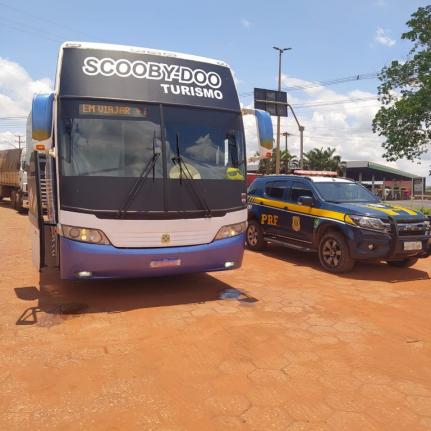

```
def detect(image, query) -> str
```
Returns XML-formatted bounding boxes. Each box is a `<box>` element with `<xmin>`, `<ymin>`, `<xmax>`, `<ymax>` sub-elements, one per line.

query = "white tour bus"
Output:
<box><xmin>28</xmin><ymin>42</ymin><xmax>273</xmax><ymax>279</ymax></box>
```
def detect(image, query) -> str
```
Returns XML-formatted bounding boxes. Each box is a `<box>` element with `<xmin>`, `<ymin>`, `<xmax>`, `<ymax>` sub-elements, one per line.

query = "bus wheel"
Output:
<box><xmin>318</xmin><ymin>231</ymin><xmax>354</xmax><ymax>273</ymax></box>
<box><xmin>246</xmin><ymin>220</ymin><xmax>265</xmax><ymax>251</ymax></box>
<box><xmin>387</xmin><ymin>257</ymin><xmax>418</xmax><ymax>268</ymax></box>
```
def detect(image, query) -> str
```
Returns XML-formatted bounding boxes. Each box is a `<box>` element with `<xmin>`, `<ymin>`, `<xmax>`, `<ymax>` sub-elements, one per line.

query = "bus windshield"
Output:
<box><xmin>314</xmin><ymin>182</ymin><xmax>380</xmax><ymax>203</ymax></box>
<box><xmin>59</xmin><ymin>100</ymin><xmax>245</xmax><ymax>180</ymax></box>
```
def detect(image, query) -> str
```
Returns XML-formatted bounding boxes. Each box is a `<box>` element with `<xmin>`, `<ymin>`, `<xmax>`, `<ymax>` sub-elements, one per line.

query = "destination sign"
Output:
<box><xmin>79</xmin><ymin>103</ymin><xmax>148</xmax><ymax>117</ymax></box>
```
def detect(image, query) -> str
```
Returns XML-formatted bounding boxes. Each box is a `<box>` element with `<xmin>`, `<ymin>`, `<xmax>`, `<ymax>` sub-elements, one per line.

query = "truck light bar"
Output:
<box><xmin>293</xmin><ymin>170</ymin><xmax>338</xmax><ymax>177</ymax></box>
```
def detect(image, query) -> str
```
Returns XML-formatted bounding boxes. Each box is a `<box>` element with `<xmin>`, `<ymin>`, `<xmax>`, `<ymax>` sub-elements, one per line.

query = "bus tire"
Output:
<box><xmin>246</xmin><ymin>220</ymin><xmax>265</xmax><ymax>251</ymax></box>
<box><xmin>318</xmin><ymin>231</ymin><xmax>355</xmax><ymax>273</ymax></box>
<box><xmin>387</xmin><ymin>257</ymin><xmax>418</xmax><ymax>268</ymax></box>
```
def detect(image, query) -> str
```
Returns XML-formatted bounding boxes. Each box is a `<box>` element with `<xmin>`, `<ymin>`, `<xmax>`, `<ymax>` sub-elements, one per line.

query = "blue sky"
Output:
<box><xmin>0</xmin><ymin>0</ymin><xmax>429</xmax><ymax>180</ymax></box>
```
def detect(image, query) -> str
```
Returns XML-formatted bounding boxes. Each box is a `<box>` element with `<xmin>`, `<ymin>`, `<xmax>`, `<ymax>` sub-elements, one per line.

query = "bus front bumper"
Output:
<box><xmin>59</xmin><ymin>234</ymin><xmax>245</xmax><ymax>280</ymax></box>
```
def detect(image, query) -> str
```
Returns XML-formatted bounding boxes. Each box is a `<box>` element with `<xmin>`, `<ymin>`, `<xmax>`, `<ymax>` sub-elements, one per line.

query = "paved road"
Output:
<box><xmin>1</xmin><ymin>202</ymin><xmax>431</xmax><ymax>430</ymax></box>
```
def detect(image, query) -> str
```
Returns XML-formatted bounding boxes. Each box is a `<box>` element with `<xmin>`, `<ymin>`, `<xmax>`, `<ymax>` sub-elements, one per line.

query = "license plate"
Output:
<box><xmin>403</xmin><ymin>241</ymin><xmax>422</xmax><ymax>251</ymax></box>
<box><xmin>150</xmin><ymin>258</ymin><xmax>181</xmax><ymax>268</ymax></box>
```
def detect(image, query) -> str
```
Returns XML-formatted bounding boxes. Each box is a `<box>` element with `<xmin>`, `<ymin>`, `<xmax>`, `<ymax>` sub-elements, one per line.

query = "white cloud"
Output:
<box><xmin>375</xmin><ymin>27</ymin><xmax>396</xmax><ymax>47</ymax></box>
<box><xmin>240</xmin><ymin>18</ymin><xmax>251</xmax><ymax>29</ymax></box>
<box><xmin>0</xmin><ymin>57</ymin><xmax>52</xmax><ymax>150</ymax></box>
<box><xmin>242</xmin><ymin>73</ymin><xmax>430</xmax><ymax>182</ymax></box>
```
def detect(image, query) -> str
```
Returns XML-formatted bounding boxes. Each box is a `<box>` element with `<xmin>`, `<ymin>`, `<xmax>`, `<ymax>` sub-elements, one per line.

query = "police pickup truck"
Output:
<box><xmin>246</xmin><ymin>174</ymin><xmax>431</xmax><ymax>273</ymax></box>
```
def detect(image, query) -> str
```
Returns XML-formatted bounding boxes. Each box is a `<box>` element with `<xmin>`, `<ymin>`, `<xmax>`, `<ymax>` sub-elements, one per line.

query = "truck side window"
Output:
<box><xmin>265</xmin><ymin>181</ymin><xmax>290</xmax><ymax>200</ymax></box>
<box><xmin>248</xmin><ymin>182</ymin><xmax>258</xmax><ymax>195</ymax></box>
<box><xmin>290</xmin><ymin>181</ymin><xmax>314</xmax><ymax>203</ymax></box>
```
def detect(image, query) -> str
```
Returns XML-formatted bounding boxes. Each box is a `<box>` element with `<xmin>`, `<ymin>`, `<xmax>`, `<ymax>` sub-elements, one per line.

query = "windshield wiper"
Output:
<box><xmin>118</xmin><ymin>133</ymin><xmax>160</xmax><ymax>218</ymax></box>
<box><xmin>172</xmin><ymin>133</ymin><xmax>212</xmax><ymax>217</ymax></box>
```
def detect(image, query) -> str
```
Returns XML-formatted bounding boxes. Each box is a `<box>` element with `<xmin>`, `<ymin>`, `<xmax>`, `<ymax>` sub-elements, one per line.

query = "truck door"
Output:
<box><xmin>260</xmin><ymin>180</ymin><xmax>291</xmax><ymax>238</ymax></box>
<box><xmin>283</xmin><ymin>181</ymin><xmax>316</xmax><ymax>244</ymax></box>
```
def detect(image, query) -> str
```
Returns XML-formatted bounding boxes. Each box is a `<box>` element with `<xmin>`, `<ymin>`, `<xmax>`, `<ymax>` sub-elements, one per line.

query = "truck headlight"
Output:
<box><xmin>61</xmin><ymin>225</ymin><xmax>110</xmax><ymax>245</ymax></box>
<box><xmin>349</xmin><ymin>215</ymin><xmax>390</xmax><ymax>233</ymax></box>
<box><xmin>214</xmin><ymin>221</ymin><xmax>246</xmax><ymax>240</ymax></box>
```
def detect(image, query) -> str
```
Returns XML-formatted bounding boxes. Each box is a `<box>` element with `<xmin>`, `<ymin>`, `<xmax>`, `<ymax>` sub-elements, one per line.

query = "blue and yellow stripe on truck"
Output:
<box><xmin>359</xmin><ymin>203</ymin><xmax>418</xmax><ymax>216</ymax></box>
<box><xmin>248</xmin><ymin>196</ymin><xmax>353</xmax><ymax>224</ymax></box>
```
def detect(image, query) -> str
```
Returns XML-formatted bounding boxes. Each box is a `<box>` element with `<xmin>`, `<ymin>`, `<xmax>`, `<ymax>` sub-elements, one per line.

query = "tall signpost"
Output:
<box><xmin>254</xmin><ymin>88</ymin><xmax>288</xmax><ymax>173</ymax></box>
<box><xmin>254</xmin><ymin>90</ymin><xmax>305</xmax><ymax>172</ymax></box>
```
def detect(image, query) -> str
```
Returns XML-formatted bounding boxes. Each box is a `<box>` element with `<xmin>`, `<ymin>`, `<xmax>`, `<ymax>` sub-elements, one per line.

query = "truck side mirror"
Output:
<box><xmin>31</xmin><ymin>93</ymin><xmax>54</xmax><ymax>152</ymax></box>
<box><xmin>298</xmin><ymin>195</ymin><xmax>314</xmax><ymax>207</ymax></box>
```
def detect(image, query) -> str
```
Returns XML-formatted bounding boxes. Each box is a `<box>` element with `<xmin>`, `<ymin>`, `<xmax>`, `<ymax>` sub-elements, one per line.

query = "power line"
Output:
<box><xmin>0</xmin><ymin>1</ymin><xmax>97</xmax><ymax>40</ymax></box>
<box><xmin>283</xmin><ymin>73</ymin><xmax>378</xmax><ymax>92</ymax></box>
<box><xmin>291</xmin><ymin>96</ymin><xmax>377</xmax><ymax>109</ymax></box>
<box><xmin>0</xmin><ymin>116</ymin><xmax>27</xmax><ymax>120</ymax></box>
<box><xmin>238</xmin><ymin>72</ymin><xmax>379</xmax><ymax>97</ymax></box>
<box><xmin>0</xmin><ymin>18</ymin><xmax>63</xmax><ymax>43</ymax></box>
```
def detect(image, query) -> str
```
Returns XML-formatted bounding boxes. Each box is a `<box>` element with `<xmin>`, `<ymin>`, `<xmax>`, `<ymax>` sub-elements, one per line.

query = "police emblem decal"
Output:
<box><xmin>161</xmin><ymin>233</ymin><xmax>170</xmax><ymax>244</ymax></box>
<box><xmin>292</xmin><ymin>216</ymin><xmax>301</xmax><ymax>232</ymax></box>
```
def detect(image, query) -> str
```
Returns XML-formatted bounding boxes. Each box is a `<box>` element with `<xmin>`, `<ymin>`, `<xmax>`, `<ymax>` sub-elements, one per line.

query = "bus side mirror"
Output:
<box><xmin>31</xmin><ymin>93</ymin><xmax>54</xmax><ymax>152</ymax></box>
<box><xmin>254</xmin><ymin>109</ymin><xmax>273</xmax><ymax>158</ymax></box>
<box><xmin>298</xmin><ymin>195</ymin><xmax>314</xmax><ymax>207</ymax></box>
<box><xmin>241</xmin><ymin>108</ymin><xmax>273</xmax><ymax>159</ymax></box>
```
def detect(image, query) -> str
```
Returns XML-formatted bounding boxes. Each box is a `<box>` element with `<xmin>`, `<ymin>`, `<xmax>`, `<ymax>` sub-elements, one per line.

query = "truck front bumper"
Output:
<box><xmin>59</xmin><ymin>234</ymin><xmax>245</xmax><ymax>280</ymax></box>
<box><xmin>349</xmin><ymin>228</ymin><xmax>431</xmax><ymax>261</ymax></box>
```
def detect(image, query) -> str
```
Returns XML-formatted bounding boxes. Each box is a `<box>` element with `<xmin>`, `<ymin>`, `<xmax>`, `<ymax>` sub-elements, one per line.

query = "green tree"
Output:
<box><xmin>372</xmin><ymin>6</ymin><xmax>431</xmax><ymax>161</ymax></box>
<box><xmin>258</xmin><ymin>150</ymin><xmax>299</xmax><ymax>174</ymax></box>
<box><xmin>303</xmin><ymin>147</ymin><xmax>343</xmax><ymax>173</ymax></box>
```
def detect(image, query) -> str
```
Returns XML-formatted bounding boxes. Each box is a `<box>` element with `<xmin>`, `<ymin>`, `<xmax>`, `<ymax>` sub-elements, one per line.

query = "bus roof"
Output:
<box><xmin>60</xmin><ymin>41</ymin><xmax>231</xmax><ymax>68</ymax></box>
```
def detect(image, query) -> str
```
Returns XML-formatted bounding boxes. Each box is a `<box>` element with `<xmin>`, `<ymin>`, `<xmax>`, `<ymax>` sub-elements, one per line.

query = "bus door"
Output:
<box><xmin>284</xmin><ymin>181</ymin><xmax>316</xmax><ymax>244</ymax></box>
<box><xmin>28</xmin><ymin>151</ymin><xmax>58</xmax><ymax>270</ymax></box>
<box><xmin>261</xmin><ymin>180</ymin><xmax>291</xmax><ymax>238</ymax></box>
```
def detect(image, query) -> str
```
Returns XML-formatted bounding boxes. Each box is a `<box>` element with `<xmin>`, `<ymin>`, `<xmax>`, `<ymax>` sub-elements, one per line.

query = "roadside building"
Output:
<box><xmin>344</xmin><ymin>161</ymin><xmax>425</xmax><ymax>200</ymax></box>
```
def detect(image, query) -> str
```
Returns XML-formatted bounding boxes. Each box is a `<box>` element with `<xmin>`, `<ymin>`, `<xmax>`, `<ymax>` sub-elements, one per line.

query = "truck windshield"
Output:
<box><xmin>314</xmin><ymin>182</ymin><xmax>379</xmax><ymax>203</ymax></box>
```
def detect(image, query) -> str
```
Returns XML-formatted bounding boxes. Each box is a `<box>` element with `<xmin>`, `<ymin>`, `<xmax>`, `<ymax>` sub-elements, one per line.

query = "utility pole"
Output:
<box><xmin>273</xmin><ymin>46</ymin><xmax>291</xmax><ymax>174</ymax></box>
<box><xmin>299</xmin><ymin>126</ymin><xmax>305</xmax><ymax>169</ymax></box>
<box><xmin>15</xmin><ymin>134</ymin><xmax>24</xmax><ymax>149</ymax></box>
<box><xmin>282</xmin><ymin>131</ymin><xmax>292</xmax><ymax>172</ymax></box>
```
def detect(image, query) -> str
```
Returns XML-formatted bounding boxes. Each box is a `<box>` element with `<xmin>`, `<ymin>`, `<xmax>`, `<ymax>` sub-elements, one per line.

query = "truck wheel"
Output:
<box><xmin>10</xmin><ymin>190</ymin><xmax>17</xmax><ymax>209</ymax></box>
<box><xmin>318</xmin><ymin>231</ymin><xmax>355</xmax><ymax>273</ymax></box>
<box><xmin>387</xmin><ymin>257</ymin><xmax>418</xmax><ymax>268</ymax></box>
<box><xmin>16</xmin><ymin>192</ymin><xmax>23</xmax><ymax>212</ymax></box>
<box><xmin>246</xmin><ymin>220</ymin><xmax>265</xmax><ymax>251</ymax></box>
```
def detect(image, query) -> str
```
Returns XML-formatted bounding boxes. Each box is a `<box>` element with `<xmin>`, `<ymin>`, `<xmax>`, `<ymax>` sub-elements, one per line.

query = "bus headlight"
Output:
<box><xmin>61</xmin><ymin>225</ymin><xmax>110</xmax><ymax>245</ymax></box>
<box><xmin>214</xmin><ymin>221</ymin><xmax>246</xmax><ymax>240</ymax></box>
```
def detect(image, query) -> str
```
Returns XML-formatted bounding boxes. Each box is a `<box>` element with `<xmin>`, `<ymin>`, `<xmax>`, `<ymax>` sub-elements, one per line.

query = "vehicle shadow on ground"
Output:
<box><xmin>261</xmin><ymin>245</ymin><xmax>430</xmax><ymax>283</ymax></box>
<box><xmin>15</xmin><ymin>269</ymin><xmax>250</xmax><ymax>325</ymax></box>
